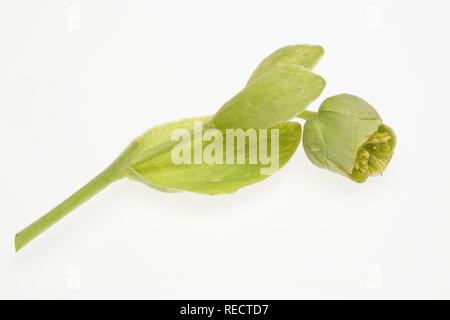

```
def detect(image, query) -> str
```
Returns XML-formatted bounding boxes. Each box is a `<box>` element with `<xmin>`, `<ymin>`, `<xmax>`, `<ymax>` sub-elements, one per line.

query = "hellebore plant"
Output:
<box><xmin>15</xmin><ymin>44</ymin><xmax>396</xmax><ymax>252</ymax></box>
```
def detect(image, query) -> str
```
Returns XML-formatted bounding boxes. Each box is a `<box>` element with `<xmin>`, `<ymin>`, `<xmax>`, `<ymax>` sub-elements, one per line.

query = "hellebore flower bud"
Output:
<box><xmin>302</xmin><ymin>94</ymin><xmax>396</xmax><ymax>182</ymax></box>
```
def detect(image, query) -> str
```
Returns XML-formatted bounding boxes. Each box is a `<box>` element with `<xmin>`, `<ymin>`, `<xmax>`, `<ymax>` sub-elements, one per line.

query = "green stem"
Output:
<box><xmin>130</xmin><ymin>128</ymin><xmax>196</xmax><ymax>167</ymax></box>
<box><xmin>15</xmin><ymin>141</ymin><xmax>139</xmax><ymax>252</ymax></box>
<box><xmin>130</xmin><ymin>139</ymin><xmax>179</xmax><ymax>167</ymax></box>
<box><xmin>297</xmin><ymin>110</ymin><xmax>318</xmax><ymax>121</ymax></box>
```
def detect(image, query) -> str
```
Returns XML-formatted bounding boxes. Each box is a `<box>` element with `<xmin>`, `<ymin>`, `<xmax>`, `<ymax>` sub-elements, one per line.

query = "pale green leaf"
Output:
<box><xmin>127</xmin><ymin>117</ymin><xmax>302</xmax><ymax>195</ymax></box>
<box><xmin>247</xmin><ymin>44</ymin><xmax>324</xmax><ymax>85</ymax></box>
<box><xmin>209</xmin><ymin>65</ymin><xmax>326</xmax><ymax>129</ymax></box>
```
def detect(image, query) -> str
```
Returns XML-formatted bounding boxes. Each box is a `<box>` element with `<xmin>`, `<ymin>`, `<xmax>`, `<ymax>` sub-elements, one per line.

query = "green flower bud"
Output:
<box><xmin>302</xmin><ymin>94</ymin><xmax>396</xmax><ymax>182</ymax></box>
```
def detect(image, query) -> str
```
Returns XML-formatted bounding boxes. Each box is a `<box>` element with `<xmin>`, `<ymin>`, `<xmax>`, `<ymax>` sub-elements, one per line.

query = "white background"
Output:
<box><xmin>1</xmin><ymin>0</ymin><xmax>449</xmax><ymax>299</ymax></box>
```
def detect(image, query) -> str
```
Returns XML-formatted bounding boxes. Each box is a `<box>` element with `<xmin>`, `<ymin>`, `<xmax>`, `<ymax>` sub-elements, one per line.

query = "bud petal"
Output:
<box><xmin>303</xmin><ymin>94</ymin><xmax>396</xmax><ymax>182</ymax></box>
<box><xmin>302</xmin><ymin>117</ymin><xmax>327</xmax><ymax>168</ymax></box>
<box><xmin>319</xmin><ymin>93</ymin><xmax>381</xmax><ymax>120</ymax></box>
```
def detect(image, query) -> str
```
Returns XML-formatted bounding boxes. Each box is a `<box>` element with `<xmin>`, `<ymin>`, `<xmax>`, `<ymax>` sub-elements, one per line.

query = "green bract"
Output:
<box><xmin>210</xmin><ymin>65</ymin><xmax>326</xmax><ymax>129</ymax></box>
<box><xmin>128</xmin><ymin>117</ymin><xmax>301</xmax><ymax>195</ymax></box>
<box><xmin>247</xmin><ymin>44</ymin><xmax>324</xmax><ymax>85</ymax></box>
<box><xmin>302</xmin><ymin>94</ymin><xmax>396</xmax><ymax>182</ymax></box>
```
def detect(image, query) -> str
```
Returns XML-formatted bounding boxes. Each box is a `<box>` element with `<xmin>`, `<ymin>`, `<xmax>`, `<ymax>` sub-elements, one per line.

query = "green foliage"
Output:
<box><xmin>210</xmin><ymin>65</ymin><xmax>325</xmax><ymax>129</ymax></box>
<box><xmin>128</xmin><ymin>117</ymin><xmax>302</xmax><ymax>194</ymax></box>
<box><xmin>247</xmin><ymin>44</ymin><xmax>324</xmax><ymax>85</ymax></box>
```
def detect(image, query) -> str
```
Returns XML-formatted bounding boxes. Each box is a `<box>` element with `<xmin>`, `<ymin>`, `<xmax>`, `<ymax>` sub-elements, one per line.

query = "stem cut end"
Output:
<box><xmin>15</xmin><ymin>232</ymin><xmax>24</xmax><ymax>252</ymax></box>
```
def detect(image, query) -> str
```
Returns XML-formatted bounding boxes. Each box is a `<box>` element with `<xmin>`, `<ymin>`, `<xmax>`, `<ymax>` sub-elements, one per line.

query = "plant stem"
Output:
<box><xmin>129</xmin><ymin>128</ymin><xmax>196</xmax><ymax>167</ymax></box>
<box><xmin>15</xmin><ymin>141</ymin><xmax>139</xmax><ymax>252</ymax></box>
<box><xmin>297</xmin><ymin>110</ymin><xmax>318</xmax><ymax>120</ymax></box>
<box><xmin>130</xmin><ymin>139</ymin><xmax>179</xmax><ymax>167</ymax></box>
